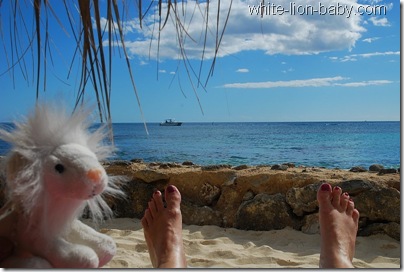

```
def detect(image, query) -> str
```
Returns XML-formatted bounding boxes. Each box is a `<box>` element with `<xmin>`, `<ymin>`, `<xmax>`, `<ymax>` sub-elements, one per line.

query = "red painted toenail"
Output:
<box><xmin>167</xmin><ymin>185</ymin><xmax>175</xmax><ymax>193</ymax></box>
<box><xmin>320</xmin><ymin>184</ymin><xmax>331</xmax><ymax>191</ymax></box>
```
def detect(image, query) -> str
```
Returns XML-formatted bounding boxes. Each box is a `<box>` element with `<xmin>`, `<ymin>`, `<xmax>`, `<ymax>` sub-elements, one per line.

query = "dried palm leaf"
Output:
<box><xmin>1</xmin><ymin>0</ymin><xmax>231</xmax><ymax>135</ymax></box>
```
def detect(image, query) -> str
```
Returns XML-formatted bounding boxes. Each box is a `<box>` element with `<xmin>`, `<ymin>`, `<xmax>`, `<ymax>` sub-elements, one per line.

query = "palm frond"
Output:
<box><xmin>1</xmin><ymin>0</ymin><xmax>231</xmax><ymax>134</ymax></box>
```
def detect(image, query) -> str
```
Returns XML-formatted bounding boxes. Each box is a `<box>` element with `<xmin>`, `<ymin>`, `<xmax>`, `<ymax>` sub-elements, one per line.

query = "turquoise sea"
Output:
<box><xmin>0</xmin><ymin>121</ymin><xmax>400</xmax><ymax>170</ymax></box>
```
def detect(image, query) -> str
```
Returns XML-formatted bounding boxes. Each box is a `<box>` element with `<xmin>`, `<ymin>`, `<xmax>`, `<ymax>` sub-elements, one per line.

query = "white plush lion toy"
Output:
<box><xmin>0</xmin><ymin>102</ymin><xmax>124</xmax><ymax>268</ymax></box>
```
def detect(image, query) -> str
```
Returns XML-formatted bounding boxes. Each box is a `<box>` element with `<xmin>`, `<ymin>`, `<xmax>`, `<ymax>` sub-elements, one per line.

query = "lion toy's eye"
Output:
<box><xmin>55</xmin><ymin>164</ymin><xmax>65</xmax><ymax>174</ymax></box>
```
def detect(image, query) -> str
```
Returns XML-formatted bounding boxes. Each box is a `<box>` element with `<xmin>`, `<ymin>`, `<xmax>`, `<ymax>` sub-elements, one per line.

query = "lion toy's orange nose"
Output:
<box><xmin>86</xmin><ymin>169</ymin><xmax>103</xmax><ymax>183</ymax></box>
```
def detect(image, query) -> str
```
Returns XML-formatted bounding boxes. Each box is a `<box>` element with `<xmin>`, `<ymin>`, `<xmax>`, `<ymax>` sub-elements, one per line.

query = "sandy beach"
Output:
<box><xmin>84</xmin><ymin>218</ymin><xmax>400</xmax><ymax>269</ymax></box>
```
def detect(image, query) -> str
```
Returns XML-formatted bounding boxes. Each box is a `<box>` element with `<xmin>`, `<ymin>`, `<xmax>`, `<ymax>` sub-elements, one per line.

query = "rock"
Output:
<box><xmin>256</xmin><ymin>164</ymin><xmax>271</xmax><ymax>168</ymax></box>
<box><xmin>181</xmin><ymin>201</ymin><xmax>223</xmax><ymax>226</ymax></box>
<box><xmin>242</xmin><ymin>191</ymin><xmax>255</xmax><ymax>202</ymax></box>
<box><xmin>233</xmin><ymin>164</ymin><xmax>249</xmax><ymax>170</ymax></box>
<box><xmin>286</xmin><ymin>183</ymin><xmax>320</xmax><ymax>216</ymax></box>
<box><xmin>235</xmin><ymin>193</ymin><xmax>301</xmax><ymax>231</ymax></box>
<box><xmin>349</xmin><ymin>166</ymin><xmax>367</xmax><ymax>172</ymax></box>
<box><xmin>168</xmin><ymin>162</ymin><xmax>182</xmax><ymax>168</ymax></box>
<box><xmin>271</xmin><ymin>164</ymin><xmax>288</xmax><ymax>171</ymax></box>
<box><xmin>301</xmin><ymin>213</ymin><xmax>319</xmax><ymax>234</ymax></box>
<box><xmin>284</xmin><ymin>162</ymin><xmax>296</xmax><ymax>168</ymax></box>
<box><xmin>104</xmin><ymin>178</ymin><xmax>167</xmax><ymax>218</ymax></box>
<box><xmin>369</xmin><ymin>164</ymin><xmax>384</xmax><ymax>172</ymax></box>
<box><xmin>132</xmin><ymin>169</ymin><xmax>170</xmax><ymax>183</ymax></box>
<box><xmin>182</xmin><ymin>161</ymin><xmax>195</xmax><ymax>166</ymax></box>
<box><xmin>201</xmin><ymin>164</ymin><xmax>232</xmax><ymax>171</ymax></box>
<box><xmin>108</xmin><ymin>160</ymin><xmax>132</xmax><ymax>166</ymax></box>
<box><xmin>215</xmin><ymin>184</ymin><xmax>244</xmax><ymax>227</ymax></box>
<box><xmin>200</xmin><ymin>183</ymin><xmax>221</xmax><ymax>206</ymax></box>
<box><xmin>130</xmin><ymin>158</ymin><xmax>144</xmax><ymax>163</ymax></box>
<box><xmin>159</xmin><ymin>163</ymin><xmax>170</xmax><ymax>169</ymax></box>
<box><xmin>359</xmin><ymin>222</ymin><xmax>400</xmax><ymax>241</ymax></box>
<box><xmin>270</xmin><ymin>164</ymin><xmax>280</xmax><ymax>170</ymax></box>
<box><xmin>170</xmin><ymin>169</ymin><xmax>236</xmax><ymax>208</ymax></box>
<box><xmin>311</xmin><ymin>168</ymin><xmax>323</xmax><ymax>172</ymax></box>
<box><xmin>378</xmin><ymin>168</ymin><xmax>397</xmax><ymax>174</ymax></box>
<box><xmin>353</xmin><ymin>186</ymin><xmax>400</xmax><ymax>223</ymax></box>
<box><xmin>386</xmin><ymin>180</ymin><xmax>400</xmax><ymax>191</ymax></box>
<box><xmin>285</xmin><ymin>179</ymin><xmax>377</xmax><ymax>217</ymax></box>
<box><xmin>336</xmin><ymin>179</ymin><xmax>374</xmax><ymax>195</ymax></box>
<box><xmin>104</xmin><ymin>162</ymin><xmax>136</xmax><ymax>177</ymax></box>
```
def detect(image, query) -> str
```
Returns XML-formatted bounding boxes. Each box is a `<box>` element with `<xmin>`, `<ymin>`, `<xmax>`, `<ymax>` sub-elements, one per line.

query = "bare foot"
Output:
<box><xmin>317</xmin><ymin>183</ymin><xmax>360</xmax><ymax>268</ymax></box>
<box><xmin>141</xmin><ymin>185</ymin><xmax>187</xmax><ymax>268</ymax></box>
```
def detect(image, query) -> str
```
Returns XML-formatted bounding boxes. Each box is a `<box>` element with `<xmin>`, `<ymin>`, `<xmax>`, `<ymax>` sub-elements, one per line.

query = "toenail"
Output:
<box><xmin>320</xmin><ymin>184</ymin><xmax>331</xmax><ymax>191</ymax></box>
<box><xmin>343</xmin><ymin>192</ymin><xmax>349</xmax><ymax>197</ymax></box>
<box><xmin>167</xmin><ymin>185</ymin><xmax>176</xmax><ymax>193</ymax></box>
<box><xmin>334</xmin><ymin>186</ymin><xmax>341</xmax><ymax>191</ymax></box>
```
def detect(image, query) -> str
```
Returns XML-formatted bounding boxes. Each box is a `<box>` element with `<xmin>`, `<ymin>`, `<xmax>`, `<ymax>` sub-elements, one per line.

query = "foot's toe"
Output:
<box><xmin>352</xmin><ymin>208</ymin><xmax>360</xmax><ymax>222</ymax></box>
<box><xmin>331</xmin><ymin>186</ymin><xmax>342</xmax><ymax>208</ymax></box>
<box><xmin>164</xmin><ymin>185</ymin><xmax>182</xmax><ymax>210</ymax></box>
<box><xmin>148</xmin><ymin>198</ymin><xmax>158</xmax><ymax>216</ymax></box>
<box><xmin>339</xmin><ymin>192</ymin><xmax>350</xmax><ymax>212</ymax></box>
<box><xmin>152</xmin><ymin>190</ymin><xmax>165</xmax><ymax>212</ymax></box>
<box><xmin>346</xmin><ymin>199</ymin><xmax>355</xmax><ymax>216</ymax></box>
<box><xmin>317</xmin><ymin>183</ymin><xmax>333</xmax><ymax>209</ymax></box>
<box><xmin>141</xmin><ymin>216</ymin><xmax>147</xmax><ymax>228</ymax></box>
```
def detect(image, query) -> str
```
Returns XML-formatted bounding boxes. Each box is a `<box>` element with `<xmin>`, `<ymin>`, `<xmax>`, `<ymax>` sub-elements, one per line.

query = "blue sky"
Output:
<box><xmin>0</xmin><ymin>0</ymin><xmax>400</xmax><ymax>123</ymax></box>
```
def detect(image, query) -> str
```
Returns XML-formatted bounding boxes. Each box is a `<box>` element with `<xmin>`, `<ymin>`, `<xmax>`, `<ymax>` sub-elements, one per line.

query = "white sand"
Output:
<box><xmin>85</xmin><ymin>218</ymin><xmax>400</xmax><ymax>269</ymax></box>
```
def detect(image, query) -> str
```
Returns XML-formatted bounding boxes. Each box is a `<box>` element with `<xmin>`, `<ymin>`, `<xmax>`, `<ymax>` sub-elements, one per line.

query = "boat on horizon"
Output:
<box><xmin>160</xmin><ymin>119</ymin><xmax>182</xmax><ymax>126</ymax></box>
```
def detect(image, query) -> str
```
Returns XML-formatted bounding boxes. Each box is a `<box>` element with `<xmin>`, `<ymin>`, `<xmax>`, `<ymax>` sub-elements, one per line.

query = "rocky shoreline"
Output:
<box><xmin>101</xmin><ymin>160</ymin><xmax>400</xmax><ymax>241</ymax></box>
<box><xmin>0</xmin><ymin>158</ymin><xmax>400</xmax><ymax>241</ymax></box>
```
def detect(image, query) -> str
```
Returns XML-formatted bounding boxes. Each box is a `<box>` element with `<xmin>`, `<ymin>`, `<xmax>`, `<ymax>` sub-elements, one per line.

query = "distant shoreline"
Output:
<box><xmin>104</xmin><ymin>159</ymin><xmax>400</xmax><ymax>173</ymax></box>
<box><xmin>93</xmin><ymin>120</ymin><xmax>400</xmax><ymax>125</ymax></box>
<box><xmin>1</xmin><ymin>120</ymin><xmax>401</xmax><ymax>124</ymax></box>
<box><xmin>0</xmin><ymin>156</ymin><xmax>399</xmax><ymax>172</ymax></box>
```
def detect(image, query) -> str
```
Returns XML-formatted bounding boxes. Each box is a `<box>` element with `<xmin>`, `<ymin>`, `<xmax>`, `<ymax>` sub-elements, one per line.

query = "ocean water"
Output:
<box><xmin>1</xmin><ymin>121</ymin><xmax>399</xmax><ymax>170</ymax></box>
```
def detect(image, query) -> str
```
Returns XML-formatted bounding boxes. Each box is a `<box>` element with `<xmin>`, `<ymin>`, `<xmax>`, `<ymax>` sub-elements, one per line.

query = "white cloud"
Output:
<box><xmin>223</xmin><ymin>76</ymin><xmax>393</xmax><ymax>89</ymax></box>
<box><xmin>369</xmin><ymin>17</ymin><xmax>390</xmax><ymax>26</ymax></box>
<box><xmin>362</xmin><ymin>0</ymin><xmax>383</xmax><ymax>3</ymax></box>
<box><xmin>358</xmin><ymin>51</ymin><xmax>399</xmax><ymax>58</ymax></box>
<box><xmin>281</xmin><ymin>68</ymin><xmax>294</xmax><ymax>73</ymax></box>
<box><xmin>236</xmin><ymin>68</ymin><xmax>249</xmax><ymax>73</ymax></box>
<box><xmin>362</xmin><ymin>37</ymin><xmax>380</xmax><ymax>43</ymax></box>
<box><xmin>330</xmin><ymin>51</ymin><xmax>399</xmax><ymax>62</ymax></box>
<box><xmin>335</xmin><ymin>80</ymin><xmax>393</xmax><ymax>87</ymax></box>
<box><xmin>223</xmin><ymin>76</ymin><xmax>346</xmax><ymax>88</ymax></box>
<box><xmin>103</xmin><ymin>0</ymin><xmax>367</xmax><ymax>60</ymax></box>
<box><xmin>159</xmin><ymin>69</ymin><xmax>166</xmax><ymax>73</ymax></box>
<box><xmin>96</xmin><ymin>17</ymin><xmax>142</xmax><ymax>35</ymax></box>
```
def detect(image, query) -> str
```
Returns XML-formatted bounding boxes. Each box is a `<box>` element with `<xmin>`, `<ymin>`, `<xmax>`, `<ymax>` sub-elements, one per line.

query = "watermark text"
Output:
<box><xmin>248</xmin><ymin>2</ymin><xmax>388</xmax><ymax>18</ymax></box>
